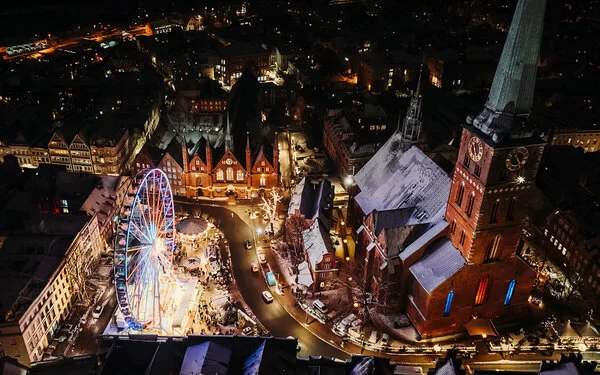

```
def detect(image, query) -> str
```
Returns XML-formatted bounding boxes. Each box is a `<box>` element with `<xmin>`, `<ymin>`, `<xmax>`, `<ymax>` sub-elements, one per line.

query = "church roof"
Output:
<box><xmin>164</xmin><ymin>137</ymin><xmax>184</xmax><ymax>168</ymax></box>
<box><xmin>409</xmin><ymin>238</ymin><xmax>466</xmax><ymax>293</ymax></box>
<box><xmin>354</xmin><ymin>145</ymin><xmax>451</xmax><ymax>226</ymax></box>
<box><xmin>189</xmin><ymin>136</ymin><xmax>208</xmax><ymax>164</ymax></box>
<box><xmin>252</xmin><ymin>137</ymin><xmax>274</xmax><ymax>166</ymax></box>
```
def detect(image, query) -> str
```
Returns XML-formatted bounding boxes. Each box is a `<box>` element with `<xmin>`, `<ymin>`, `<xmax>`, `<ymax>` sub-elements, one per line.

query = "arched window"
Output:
<box><xmin>450</xmin><ymin>220</ymin><xmax>457</xmax><ymax>235</ymax></box>
<box><xmin>216</xmin><ymin>169</ymin><xmax>224</xmax><ymax>181</ymax></box>
<box><xmin>459</xmin><ymin>230</ymin><xmax>466</xmax><ymax>246</ymax></box>
<box><xmin>455</xmin><ymin>183</ymin><xmax>465</xmax><ymax>206</ymax></box>
<box><xmin>237</xmin><ymin>169</ymin><xmax>245</xmax><ymax>181</ymax></box>
<box><xmin>474</xmin><ymin>276</ymin><xmax>489</xmax><ymax>305</ymax></box>
<box><xmin>506</xmin><ymin>197</ymin><xmax>517</xmax><ymax>221</ymax></box>
<box><xmin>504</xmin><ymin>280</ymin><xmax>516</xmax><ymax>305</ymax></box>
<box><xmin>260</xmin><ymin>176</ymin><xmax>266</xmax><ymax>187</ymax></box>
<box><xmin>490</xmin><ymin>199</ymin><xmax>500</xmax><ymax>223</ymax></box>
<box><xmin>484</xmin><ymin>235</ymin><xmax>501</xmax><ymax>261</ymax></box>
<box><xmin>226</xmin><ymin>167</ymin><xmax>234</xmax><ymax>181</ymax></box>
<box><xmin>444</xmin><ymin>291</ymin><xmax>454</xmax><ymax>316</ymax></box>
<box><xmin>465</xmin><ymin>192</ymin><xmax>475</xmax><ymax>216</ymax></box>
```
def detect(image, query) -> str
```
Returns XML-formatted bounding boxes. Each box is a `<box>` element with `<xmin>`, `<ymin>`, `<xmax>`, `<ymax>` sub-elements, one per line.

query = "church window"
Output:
<box><xmin>450</xmin><ymin>220</ymin><xmax>457</xmax><ymax>235</ymax></box>
<box><xmin>260</xmin><ymin>176</ymin><xmax>266</xmax><ymax>187</ymax></box>
<box><xmin>261</xmin><ymin>161</ymin><xmax>265</xmax><ymax>166</ymax></box>
<box><xmin>504</xmin><ymin>280</ymin><xmax>516</xmax><ymax>305</ymax></box>
<box><xmin>444</xmin><ymin>291</ymin><xmax>454</xmax><ymax>316</ymax></box>
<box><xmin>474</xmin><ymin>164</ymin><xmax>481</xmax><ymax>178</ymax></box>
<box><xmin>237</xmin><ymin>169</ymin><xmax>244</xmax><ymax>181</ymax></box>
<box><xmin>490</xmin><ymin>199</ymin><xmax>500</xmax><ymax>223</ymax></box>
<box><xmin>463</xmin><ymin>154</ymin><xmax>470</xmax><ymax>169</ymax></box>
<box><xmin>474</xmin><ymin>276</ymin><xmax>489</xmax><ymax>305</ymax></box>
<box><xmin>455</xmin><ymin>184</ymin><xmax>465</xmax><ymax>206</ymax></box>
<box><xmin>465</xmin><ymin>193</ymin><xmax>475</xmax><ymax>217</ymax></box>
<box><xmin>459</xmin><ymin>230</ymin><xmax>466</xmax><ymax>246</ymax></box>
<box><xmin>195</xmin><ymin>160</ymin><xmax>200</xmax><ymax>165</ymax></box>
<box><xmin>484</xmin><ymin>235</ymin><xmax>501</xmax><ymax>261</ymax></box>
<box><xmin>216</xmin><ymin>169</ymin><xmax>224</xmax><ymax>181</ymax></box>
<box><xmin>226</xmin><ymin>167</ymin><xmax>234</xmax><ymax>181</ymax></box>
<box><xmin>506</xmin><ymin>197</ymin><xmax>517</xmax><ymax>221</ymax></box>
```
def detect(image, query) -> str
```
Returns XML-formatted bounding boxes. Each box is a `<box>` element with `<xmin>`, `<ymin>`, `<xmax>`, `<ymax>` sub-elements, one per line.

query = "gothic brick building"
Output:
<box><xmin>353</xmin><ymin>0</ymin><xmax>547</xmax><ymax>338</ymax></box>
<box><xmin>133</xmin><ymin>130</ymin><xmax>280</xmax><ymax>199</ymax></box>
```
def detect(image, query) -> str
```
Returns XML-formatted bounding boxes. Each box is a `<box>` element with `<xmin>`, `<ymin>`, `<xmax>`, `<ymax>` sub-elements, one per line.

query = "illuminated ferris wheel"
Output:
<box><xmin>113</xmin><ymin>169</ymin><xmax>176</xmax><ymax>332</ymax></box>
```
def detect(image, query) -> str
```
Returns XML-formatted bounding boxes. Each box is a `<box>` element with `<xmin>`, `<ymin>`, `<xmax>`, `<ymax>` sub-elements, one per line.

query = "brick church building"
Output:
<box><xmin>352</xmin><ymin>0</ymin><xmax>547</xmax><ymax>337</ymax></box>
<box><xmin>133</xmin><ymin>118</ymin><xmax>279</xmax><ymax>199</ymax></box>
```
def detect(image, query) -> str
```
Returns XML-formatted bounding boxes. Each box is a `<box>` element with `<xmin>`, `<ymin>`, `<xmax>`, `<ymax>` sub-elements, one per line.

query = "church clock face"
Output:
<box><xmin>468</xmin><ymin>136</ymin><xmax>483</xmax><ymax>162</ymax></box>
<box><xmin>505</xmin><ymin>147</ymin><xmax>529</xmax><ymax>171</ymax></box>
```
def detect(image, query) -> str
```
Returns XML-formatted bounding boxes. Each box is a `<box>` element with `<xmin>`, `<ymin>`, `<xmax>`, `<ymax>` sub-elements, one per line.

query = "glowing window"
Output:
<box><xmin>444</xmin><ymin>291</ymin><xmax>454</xmax><ymax>316</ymax></box>
<box><xmin>504</xmin><ymin>280</ymin><xmax>516</xmax><ymax>305</ymax></box>
<box><xmin>474</xmin><ymin>276</ymin><xmax>489</xmax><ymax>305</ymax></box>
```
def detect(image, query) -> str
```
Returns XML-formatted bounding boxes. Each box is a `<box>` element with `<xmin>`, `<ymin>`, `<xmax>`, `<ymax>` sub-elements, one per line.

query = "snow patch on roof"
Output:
<box><xmin>409</xmin><ymin>238</ymin><xmax>466</xmax><ymax>293</ymax></box>
<box><xmin>354</xmin><ymin>145</ymin><xmax>451</xmax><ymax>226</ymax></box>
<box><xmin>303</xmin><ymin>221</ymin><xmax>334</xmax><ymax>269</ymax></box>
<box><xmin>400</xmin><ymin>220</ymin><xmax>449</xmax><ymax>261</ymax></box>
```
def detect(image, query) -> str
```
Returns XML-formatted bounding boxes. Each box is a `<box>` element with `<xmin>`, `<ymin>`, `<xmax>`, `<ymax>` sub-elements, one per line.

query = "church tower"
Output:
<box><xmin>399</xmin><ymin>67</ymin><xmax>423</xmax><ymax>151</ymax></box>
<box><xmin>407</xmin><ymin>0</ymin><xmax>547</xmax><ymax>338</ymax></box>
<box><xmin>446</xmin><ymin>0</ymin><xmax>546</xmax><ymax>265</ymax></box>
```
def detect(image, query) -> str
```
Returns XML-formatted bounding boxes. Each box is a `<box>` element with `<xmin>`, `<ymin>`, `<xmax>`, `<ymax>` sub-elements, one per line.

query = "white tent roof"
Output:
<box><xmin>177</xmin><ymin>217</ymin><xmax>208</xmax><ymax>235</ymax></box>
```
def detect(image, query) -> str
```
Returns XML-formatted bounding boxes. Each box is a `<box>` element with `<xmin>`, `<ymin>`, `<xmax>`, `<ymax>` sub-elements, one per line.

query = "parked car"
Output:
<box><xmin>244</xmin><ymin>240</ymin><xmax>253</xmax><ymax>249</ymax></box>
<box><xmin>262</xmin><ymin>290</ymin><xmax>274</xmax><ymax>303</ymax></box>
<box><xmin>258</xmin><ymin>253</ymin><xmax>267</xmax><ymax>264</ymax></box>
<box><xmin>92</xmin><ymin>304</ymin><xmax>104</xmax><ymax>319</ymax></box>
<box><xmin>380</xmin><ymin>333</ymin><xmax>389</xmax><ymax>347</ymax></box>
<box><xmin>79</xmin><ymin>315</ymin><xmax>87</xmax><ymax>325</ymax></box>
<box><xmin>313</xmin><ymin>299</ymin><xmax>328</xmax><ymax>314</ymax></box>
<box><xmin>251</xmin><ymin>263</ymin><xmax>259</xmax><ymax>273</ymax></box>
<box><xmin>367</xmin><ymin>330</ymin><xmax>379</xmax><ymax>345</ymax></box>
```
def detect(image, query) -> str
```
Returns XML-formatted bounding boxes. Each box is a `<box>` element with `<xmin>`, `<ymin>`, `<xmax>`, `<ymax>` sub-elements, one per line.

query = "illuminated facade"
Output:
<box><xmin>0</xmin><ymin>101</ymin><xmax>160</xmax><ymax>176</ymax></box>
<box><xmin>548</xmin><ymin>128</ymin><xmax>600</xmax><ymax>152</ymax></box>
<box><xmin>134</xmin><ymin>133</ymin><xmax>280</xmax><ymax>199</ymax></box>
<box><xmin>0</xmin><ymin>214</ymin><xmax>103</xmax><ymax>365</ymax></box>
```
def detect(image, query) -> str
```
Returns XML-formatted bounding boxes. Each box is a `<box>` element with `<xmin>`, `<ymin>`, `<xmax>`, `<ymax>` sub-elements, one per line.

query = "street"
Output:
<box><xmin>177</xmin><ymin>201</ymin><xmax>349</xmax><ymax>360</ymax></box>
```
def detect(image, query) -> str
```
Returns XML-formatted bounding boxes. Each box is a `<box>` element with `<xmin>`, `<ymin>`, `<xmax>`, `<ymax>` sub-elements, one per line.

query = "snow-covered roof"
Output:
<box><xmin>177</xmin><ymin>217</ymin><xmax>208</xmax><ymax>235</ymax></box>
<box><xmin>80</xmin><ymin>176</ymin><xmax>121</xmax><ymax>224</ymax></box>
<box><xmin>287</xmin><ymin>177</ymin><xmax>306</xmax><ymax>216</ymax></box>
<box><xmin>409</xmin><ymin>238</ymin><xmax>466</xmax><ymax>293</ymax></box>
<box><xmin>354</xmin><ymin>143</ymin><xmax>451</xmax><ymax>226</ymax></box>
<box><xmin>297</xmin><ymin>261</ymin><xmax>314</xmax><ymax>288</ymax></box>
<box><xmin>302</xmin><ymin>221</ymin><xmax>334</xmax><ymax>269</ymax></box>
<box><xmin>400</xmin><ymin>220</ymin><xmax>449</xmax><ymax>261</ymax></box>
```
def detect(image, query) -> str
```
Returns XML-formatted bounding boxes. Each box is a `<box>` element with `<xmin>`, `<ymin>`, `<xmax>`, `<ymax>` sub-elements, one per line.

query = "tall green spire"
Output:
<box><xmin>472</xmin><ymin>0</ymin><xmax>547</xmax><ymax>142</ymax></box>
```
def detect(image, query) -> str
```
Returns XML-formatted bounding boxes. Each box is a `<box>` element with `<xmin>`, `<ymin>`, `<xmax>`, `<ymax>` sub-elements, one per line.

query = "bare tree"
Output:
<box><xmin>259</xmin><ymin>190</ymin><xmax>281</xmax><ymax>234</ymax></box>
<box><xmin>284</xmin><ymin>214</ymin><xmax>307</xmax><ymax>265</ymax></box>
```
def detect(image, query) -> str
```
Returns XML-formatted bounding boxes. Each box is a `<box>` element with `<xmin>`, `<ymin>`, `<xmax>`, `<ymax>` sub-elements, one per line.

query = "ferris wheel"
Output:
<box><xmin>113</xmin><ymin>168</ymin><xmax>176</xmax><ymax>332</ymax></box>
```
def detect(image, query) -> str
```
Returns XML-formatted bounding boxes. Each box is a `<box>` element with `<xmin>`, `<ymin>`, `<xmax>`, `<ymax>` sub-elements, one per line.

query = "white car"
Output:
<box><xmin>251</xmin><ymin>263</ymin><xmax>259</xmax><ymax>273</ymax></box>
<box><xmin>262</xmin><ymin>290</ymin><xmax>273</xmax><ymax>303</ymax></box>
<box><xmin>92</xmin><ymin>304</ymin><xmax>104</xmax><ymax>319</ymax></box>
<box><xmin>258</xmin><ymin>253</ymin><xmax>267</xmax><ymax>264</ymax></box>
